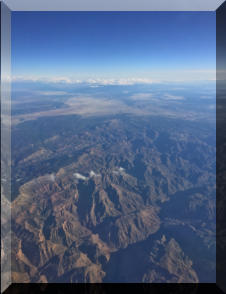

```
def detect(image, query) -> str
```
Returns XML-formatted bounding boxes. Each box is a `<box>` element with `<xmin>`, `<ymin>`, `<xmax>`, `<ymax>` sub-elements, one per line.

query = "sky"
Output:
<box><xmin>12</xmin><ymin>12</ymin><xmax>216</xmax><ymax>83</ymax></box>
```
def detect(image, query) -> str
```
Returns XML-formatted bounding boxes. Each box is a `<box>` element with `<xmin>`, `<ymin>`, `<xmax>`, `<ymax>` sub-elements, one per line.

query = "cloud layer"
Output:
<box><xmin>12</xmin><ymin>76</ymin><xmax>158</xmax><ymax>85</ymax></box>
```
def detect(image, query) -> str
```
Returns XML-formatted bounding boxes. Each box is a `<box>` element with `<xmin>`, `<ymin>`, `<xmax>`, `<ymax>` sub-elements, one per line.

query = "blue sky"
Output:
<box><xmin>12</xmin><ymin>12</ymin><xmax>216</xmax><ymax>83</ymax></box>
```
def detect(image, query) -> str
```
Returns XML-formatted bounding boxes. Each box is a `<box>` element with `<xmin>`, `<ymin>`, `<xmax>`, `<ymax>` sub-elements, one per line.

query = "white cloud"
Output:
<box><xmin>12</xmin><ymin>76</ymin><xmax>157</xmax><ymax>86</ymax></box>
<box><xmin>89</xmin><ymin>170</ymin><xmax>101</xmax><ymax>178</ymax></box>
<box><xmin>36</xmin><ymin>91</ymin><xmax>69</xmax><ymax>96</ymax></box>
<box><xmin>42</xmin><ymin>173</ymin><xmax>55</xmax><ymax>182</ymax></box>
<box><xmin>164</xmin><ymin>94</ymin><xmax>184</xmax><ymax>100</ymax></box>
<box><xmin>49</xmin><ymin>174</ymin><xmax>56</xmax><ymax>182</ymax></box>
<box><xmin>208</xmin><ymin>104</ymin><xmax>216</xmax><ymax>109</ymax></box>
<box><xmin>90</xmin><ymin>78</ymin><xmax>157</xmax><ymax>85</ymax></box>
<box><xmin>113</xmin><ymin>167</ymin><xmax>126</xmax><ymax>175</ymax></box>
<box><xmin>74</xmin><ymin>171</ymin><xmax>101</xmax><ymax>181</ymax></box>
<box><xmin>74</xmin><ymin>173</ymin><xmax>88</xmax><ymax>181</ymax></box>
<box><xmin>200</xmin><ymin>95</ymin><xmax>214</xmax><ymax>99</ymax></box>
<box><xmin>89</xmin><ymin>85</ymin><xmax>103</xmax><ymax>88</ymax></box>
<box><xmin>12</xmin><ymin>69</ymin><xmax>216</xmax><ymax>85</ymax></box>
<box><xmin>12</xmin><ymin>75</ymin><xmax>81</xmax><ymax>84</ymax></box>
<box><xmin>130</xmin><ymin>93</ymin><xmax>153</xmax><ymax>100</ymax></box>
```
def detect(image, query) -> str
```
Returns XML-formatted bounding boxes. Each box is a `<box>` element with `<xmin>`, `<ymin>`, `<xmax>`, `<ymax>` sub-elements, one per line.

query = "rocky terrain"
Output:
<box><xmin>10</xmin><ymin>113</ymin><xmax>216</xmax><ymax>283</ymax></box>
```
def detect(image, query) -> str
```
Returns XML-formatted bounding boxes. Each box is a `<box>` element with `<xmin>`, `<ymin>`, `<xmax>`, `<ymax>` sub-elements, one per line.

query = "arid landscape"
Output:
<box><xmin>9</xmin><ymin>11</ymin><xmax>216</xmax><ymax>284</ymax></box>
<box><xmin>10</xmin><ymin>82</ymin><xmax>216</xmax><ymax>283</ymax></box>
